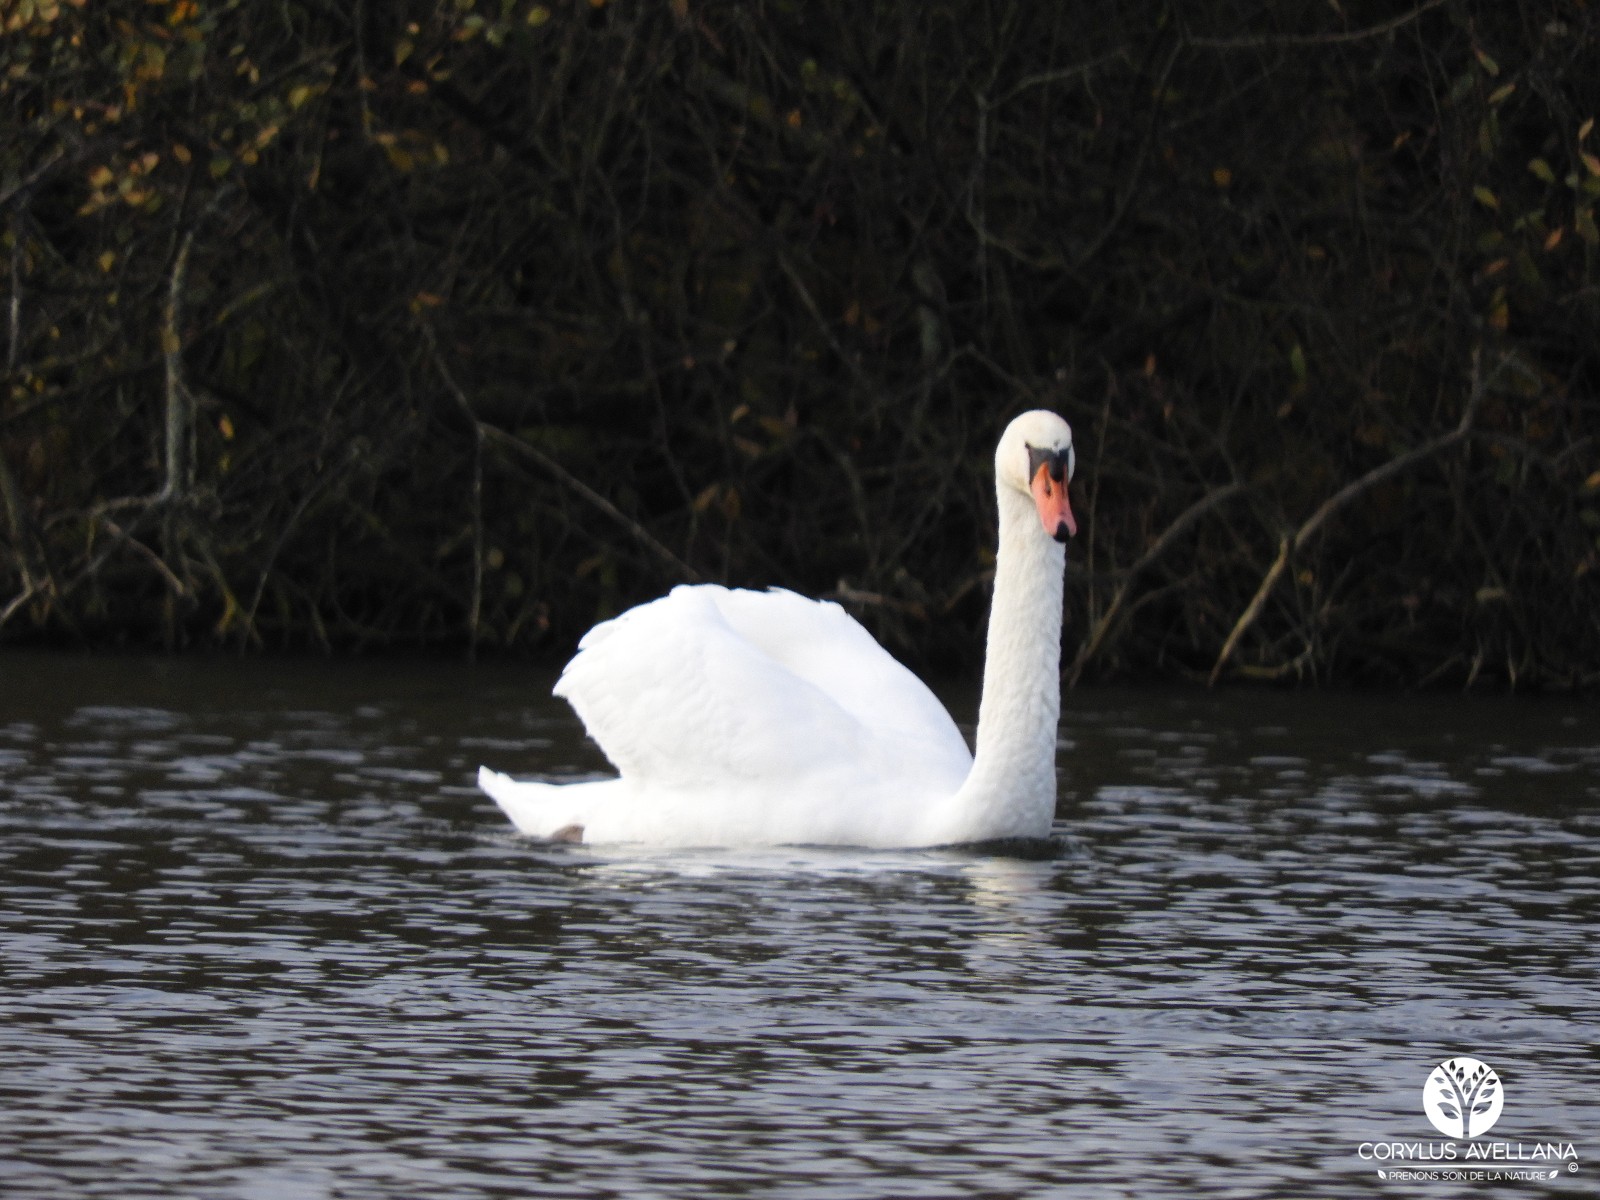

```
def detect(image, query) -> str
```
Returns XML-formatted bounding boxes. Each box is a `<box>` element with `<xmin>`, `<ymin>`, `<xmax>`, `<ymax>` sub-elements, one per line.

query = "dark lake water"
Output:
<box><xmin>1</xmin><ymin>652</ymin><xmax>1595</xmax><ymax>1198</ymax></box>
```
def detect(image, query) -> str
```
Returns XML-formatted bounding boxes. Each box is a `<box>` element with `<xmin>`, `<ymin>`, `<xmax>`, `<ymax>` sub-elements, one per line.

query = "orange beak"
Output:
<box><xmin>1030</xmin><ymin>462</ymin><xmax>1077</xmax><ymax>542</ymax></box>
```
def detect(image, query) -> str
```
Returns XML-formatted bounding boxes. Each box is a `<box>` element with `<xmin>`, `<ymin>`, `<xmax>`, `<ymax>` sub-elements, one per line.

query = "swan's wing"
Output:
<box><xmin>706</xmin><ymin>587</ymin><xmax>969</xmax><ymax>756</ymax></box>
<box><xmin>553</xmin><ymin>585</ymin><xmax>971</xmax><ymax>792</ymax></box>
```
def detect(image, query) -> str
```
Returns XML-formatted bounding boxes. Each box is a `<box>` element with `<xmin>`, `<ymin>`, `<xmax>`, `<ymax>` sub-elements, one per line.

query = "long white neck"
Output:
<box><xmin>933</xmin><ymin>484</ymin><xmax>1065</xmax><ymax>842</ymax></box>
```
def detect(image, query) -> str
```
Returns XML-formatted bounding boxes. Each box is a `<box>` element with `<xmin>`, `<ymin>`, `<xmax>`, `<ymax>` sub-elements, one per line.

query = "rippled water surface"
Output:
<box><xmin>1</xmin><ymin>653</ymin><xmax>1596</xmax><ymax>1198</ymax></box>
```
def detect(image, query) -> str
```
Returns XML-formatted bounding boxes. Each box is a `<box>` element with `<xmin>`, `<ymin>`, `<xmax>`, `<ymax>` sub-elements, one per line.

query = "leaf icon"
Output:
<box><xmin>1439</xmin><ymin>1101</ymin><xmax>1461</xmax><ymax>1120</ymax></box>
<box><xmin>1378</xmin><ymin>1170</ymin><xmax>1388</xmax><ymax>1180</ymax></box>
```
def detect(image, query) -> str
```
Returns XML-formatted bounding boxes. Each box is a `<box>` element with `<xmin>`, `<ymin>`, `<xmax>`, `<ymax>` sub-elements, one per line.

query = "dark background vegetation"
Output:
<box><xmin>2</xmin><ymin>0</ymin><xmax>1597</xmax><ymax>687</ymax></box>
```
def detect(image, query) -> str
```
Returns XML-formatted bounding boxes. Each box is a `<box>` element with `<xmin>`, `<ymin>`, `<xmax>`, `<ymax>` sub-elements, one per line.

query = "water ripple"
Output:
<box><xmin>0</xmin><ymin>658</ymin><xmax>1594</xmax><ymax>1198</ymax></box>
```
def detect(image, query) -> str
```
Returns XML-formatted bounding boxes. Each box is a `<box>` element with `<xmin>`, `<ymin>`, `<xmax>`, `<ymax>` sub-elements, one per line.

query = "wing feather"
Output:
<box><xmin>553</xmin><ymin>585</ymin><xmax>970</xmax><ymax>794</ymax></box>
<box><xmin>706</xmin><ymin>587</ymin><xmax>969</xmax><ymax>760</ymax></box>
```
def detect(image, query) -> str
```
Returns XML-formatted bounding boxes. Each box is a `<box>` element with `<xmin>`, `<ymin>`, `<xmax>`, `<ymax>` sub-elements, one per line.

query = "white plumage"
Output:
<box><xmin>479</xmin><ymin>410</ymin><xmax>1077</xmax><ymax>848</ymax></box>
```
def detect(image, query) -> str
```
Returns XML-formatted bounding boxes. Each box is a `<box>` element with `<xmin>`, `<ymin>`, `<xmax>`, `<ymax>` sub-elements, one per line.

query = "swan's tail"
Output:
<box><xmin>477</xmin><ymin>767</ymin><xmax>594</xmax><ymax>842</ymax></box>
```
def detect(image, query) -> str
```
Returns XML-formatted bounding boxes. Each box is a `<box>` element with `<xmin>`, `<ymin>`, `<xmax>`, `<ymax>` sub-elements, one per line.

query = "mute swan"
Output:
<box><xmin>478</xmin><ymin>409</ymin><xmax>1076</xmax><ymax>848</ymax></box>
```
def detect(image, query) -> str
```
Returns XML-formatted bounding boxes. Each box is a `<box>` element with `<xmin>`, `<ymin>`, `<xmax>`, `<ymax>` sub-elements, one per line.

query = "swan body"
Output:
<box><xmin>479</xmin><ymin>410</ymin><xmax>1076</xmax><ymax>848</ymax></box>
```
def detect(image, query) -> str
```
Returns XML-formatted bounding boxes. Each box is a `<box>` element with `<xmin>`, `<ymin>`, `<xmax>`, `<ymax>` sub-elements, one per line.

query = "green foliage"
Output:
<box><xmin>1</xmin><ymin>0</ymin><xmax>1597</xmax><ymax>686</ymax></box>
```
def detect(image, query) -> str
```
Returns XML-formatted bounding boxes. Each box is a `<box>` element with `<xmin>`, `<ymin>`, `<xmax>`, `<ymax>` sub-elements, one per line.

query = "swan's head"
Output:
<box><xmin>997</xmin><ymin>410</ymin><xmax>1077</xmax><ymax>543</ymax></box>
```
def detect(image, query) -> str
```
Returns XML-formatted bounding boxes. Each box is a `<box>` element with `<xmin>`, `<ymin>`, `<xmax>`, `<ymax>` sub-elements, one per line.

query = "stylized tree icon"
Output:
<box><xmin>1425</xmin><ymin>1057</ymin><xmax>1503</xmax><ymax>1138</ymax></box>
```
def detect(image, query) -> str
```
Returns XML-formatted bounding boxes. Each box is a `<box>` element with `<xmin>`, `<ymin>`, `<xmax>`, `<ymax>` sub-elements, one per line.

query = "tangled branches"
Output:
<box><xmin>1</xmin><ymin>0</ymin><xmax>1597</xmax><ymax>686</ymax></box>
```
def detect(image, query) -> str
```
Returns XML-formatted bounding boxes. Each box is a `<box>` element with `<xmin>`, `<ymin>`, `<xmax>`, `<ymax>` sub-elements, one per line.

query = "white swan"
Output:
<box><xmin>478</xmin><ymin>409</ymin><xmax>1076</xmax><ymax>848</ymax></box>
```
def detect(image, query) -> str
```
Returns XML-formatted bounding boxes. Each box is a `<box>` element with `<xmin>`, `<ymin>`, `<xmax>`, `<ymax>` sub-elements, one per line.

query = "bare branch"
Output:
<box><xmin>158</xmin><ymin>226</ymin><xmax>198</xmax><ymax>505</ymax></box>
<box><xmin>420</xmin><ymin>325</ymin><xmax>486</xmax><ymax>656</ymax></box>
<box><xmin>483</xmin><ymin>424</ymin><xmax>704</xmax><ymax>586</ymax></box>
<box><xmin>1186</xmin><ymin>0</ymin><xmax>1450</xmax><ymax>51</ymax></box>
<box><xmin>1209</xmin><ymin>535</ymin><xmax>1291</xmax><ymax>688</ymax></box>
<box><xmin>1070</xmin><ymin>482</ymin><xmax>1246</xmax><ymax>685</ymax></box>
<box><xmin>1208</xmin><ymin>353</ymin><xmax>1491</xmax><ymax>686</ymax></box>
<box><xmin>423</xmin><ymin>325</ymin><xmax>702</xmax><ymax>589</ymax></box>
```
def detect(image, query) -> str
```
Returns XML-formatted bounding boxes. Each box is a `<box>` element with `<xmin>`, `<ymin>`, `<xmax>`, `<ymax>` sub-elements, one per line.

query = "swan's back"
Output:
<box><xmin>550</xmin><ymin>586</ymin><xmax>971</xmax><ymax>840</ymax></box>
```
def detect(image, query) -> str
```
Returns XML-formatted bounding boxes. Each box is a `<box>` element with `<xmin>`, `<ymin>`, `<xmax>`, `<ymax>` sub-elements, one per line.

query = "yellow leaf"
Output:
<box><xmin>288</xmin><ymin>83</ymin><xmax>315</xmax><ymax>109</ymax></box>
<box><xmin>1583</xmin><ymin>469</ymin><xmax>1600</xmax><ymax>492</ymax></box>
<box><xmin>1472</xmin><ymin>185</ymin><xmax>1499</xmax><ymax>211</ymax></box>
<box><xmin>527</xmin><ymin>5</ymin><xmax>549</xmax><ymax>25</ymax></box>
<box><xmin>172</xmin><ymin>142</ymin><xmax>192</xmax><ymax>164</ymax></box>
<box><xmin>87</xmin><ymin>164</ymin><xmax>114</xmax><ymax>188</ymax></box>
<box><xmin>1580</xmin><ymin>117</ymin><xmax>1595</xmax><ymax>142</ymax></box>
<box><xmin>1488</xmin><ymin>83</ymin><xmax>1516</xmax><ymax>106</ymax></box>
<box><xmin>1488</xmin><ymin>300</ymin><xmax>1509</xmax><ymax>332</ymax></box>
<box><xmin>1289</xmin><ymin>342</ymin><xmax>1307</xmax><ymax>383</ymax></box>
<box><xmin>1544</xmin><ymin>226</ymin><xmax>1563</xmax><ymax>251</ymax></box>
<box><xmin>1474</xmin><ymin>48</ymin><xmax>1499</xmax><ymax>76</ymax></box>
<box><xmin>218</xmin><ymin>414</ymin><xmax>235</xmax><ymax>440</ymax></box>
<box><xmin>1582</xmin><ymin>152</ymin><xmax>1600</xmax><ymax>178</ymax></box>
<box><xmin>1528</xmin><ymin>157</ymin><xmax>1556</xmax><ymax>184</ymax></box>
<box><xmin>97</xmin><ymin>250</ymin><xmax>116</xmax><ymax>273</ymax></box>
<box><xmin>1212</xmin><ymin>166</ymin><xmax>1232</xmax><ymax>188</ymax></box>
